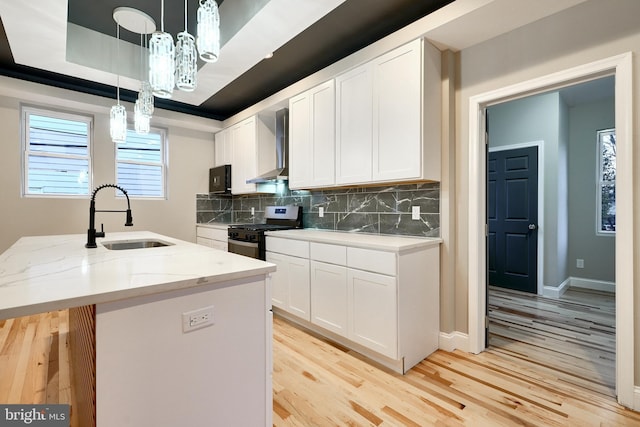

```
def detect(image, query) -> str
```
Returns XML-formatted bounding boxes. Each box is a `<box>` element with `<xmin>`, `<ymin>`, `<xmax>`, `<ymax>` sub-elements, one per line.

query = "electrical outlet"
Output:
<box><xmin>319</xmin><ymin>207</ymin><xmax>324</xmax><ymax>218</ymax></box>
<box><xmin>182</xmin><ymin>306</ymin><xmax>214</xmax><ymax>333</ymax></box>
<box><xmin>411</xmin><ymin>206</ymin><xmax>420</xmax><ymax>220</ymax></box>
<box><xmin>576</xmin><ymin>259</ymin><xmax>584</xmax><ymax>269</ymax></box>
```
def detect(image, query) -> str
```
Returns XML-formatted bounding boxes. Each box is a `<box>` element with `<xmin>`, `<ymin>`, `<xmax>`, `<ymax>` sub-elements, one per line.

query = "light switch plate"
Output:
<box><xmin>411</xmin><ymin>206</ymin><xmax>420</xmax><ymax>220</ymax></box>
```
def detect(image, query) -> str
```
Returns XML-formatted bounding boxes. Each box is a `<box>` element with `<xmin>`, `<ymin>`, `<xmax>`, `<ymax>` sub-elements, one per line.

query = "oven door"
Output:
<box><xmin>228</xmin><ymin>239</ymin><xmax>260</xmax><ymax>259</ymax></box>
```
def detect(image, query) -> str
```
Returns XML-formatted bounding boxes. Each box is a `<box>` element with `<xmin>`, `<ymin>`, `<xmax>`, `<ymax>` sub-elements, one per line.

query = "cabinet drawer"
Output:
<box><xmin>347</xmin><ymin>247</ymin><xmax>396</xmax><ymax>276</ymax></box>
<box><xmin>196</xmin><ymin>227</ymin><xmax>227</xmax><ymax>241</ymax></box>
<box><xmin>266</xmin><ymin>236</ymin><xmax>309</xmax><ymax>258</ymax></box>
<box><xmin>310</xmin><ymin>242</ymin><xmax>346</xmax><ymax>265</ymax></box>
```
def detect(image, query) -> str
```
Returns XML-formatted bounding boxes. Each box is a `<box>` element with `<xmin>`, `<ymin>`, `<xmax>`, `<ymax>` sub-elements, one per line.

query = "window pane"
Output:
<box><xmin>116</xmin><ymin>128</ymin><xmax>165</xmax><ymax>198</ymax></box>
<box><xmin>27</xmin><ymin>155</ymin><xmax>89</xmax><ymax>195</ymax></box>
<box><xmin>28</xmin><ymin>114</ymin><xmax>88</xmax><ymax>156</ymax></box>
<box><xmin>117</xmin><ymin>132</ymin><xmax>161</xmax><ymax>162</ymax></box>
<box><xmin>600</xmin><ymin>132</ymin><xmax>616</xmax><ymax>181</ymax></box>
<box><xmin>600</xmin><ymin>184</ymin><xmax>616</xmax><ymax>232</ymax></box>
<box><xmin>23</xmin><ymin>108</ymin><xmax>91</xmax><ymax>197</ymax></box>
<box><xmin>117</xmin><ymin>163</ymin><xmax>163</xmax><ymax>197</ymax></box>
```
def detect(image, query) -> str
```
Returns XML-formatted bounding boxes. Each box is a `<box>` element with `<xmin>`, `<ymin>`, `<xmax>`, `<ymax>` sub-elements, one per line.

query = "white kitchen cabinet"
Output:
<box><xmin>335</xmin><ymin>63</ymin><xmax>373</xmax><ymax>184</ymax></box>
<box><xmin>348</xmin><ymin>269</ymin><xmax>397</xmax><ymax>359</ymax></box>
<box><xmin>288</xmin><ymin>80</ymin><xmax>335</xmax><ymax>189</ymax></box>
<box><xmin>230</xmin><ymin>115</ymin><xmax>276</xmax><ymax>195</ymax></box>
<box><xmin>213</xmin><ymin>128</ymin><xmax>232</xmax><ymax>167</ymax></box>
<box><xmin>266</xmin><ymin>237</ymin><xmax>311</xmax><ymax>321</ymax></box>
<box><xmin>196</xmin><ymin>225</ymin><xmax>227</xmax><ymax>251</ymax></box>
<box><xmin>310</xmin><ymin>260</ymin><xmax>348</xmax><ymax>336</ymax></box>
<box><xmin>333</xmin><ymin>38</ymin><xmax>441</xmax><ymax>186</ymax></box>
<box><xmin>267</xmin><ymin>229</ymin><xmax>440</xmax><ymax>374</ymax></box>
<box><xmin>371</xmin><ymin>39</ymin><xmax>423</xmax><ymax>181</ymax></box>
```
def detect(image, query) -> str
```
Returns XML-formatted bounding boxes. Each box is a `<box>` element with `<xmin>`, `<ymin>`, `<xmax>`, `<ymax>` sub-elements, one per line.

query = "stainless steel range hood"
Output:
<box><xmin>247</xmin><ymin>108</ymin><xmax>289</xmax><ymax>183</ymax></box>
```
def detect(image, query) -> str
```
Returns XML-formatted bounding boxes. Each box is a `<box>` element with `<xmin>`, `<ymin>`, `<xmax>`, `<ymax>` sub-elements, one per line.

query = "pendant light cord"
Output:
<box><xmin>184</xmin><ymin>0</ymin><xmax>188</xmax><ymax>30</ymax></box>
<box><xmin>116</xmin><ymin>23</ymin><xmax>120</xmax><ymax>104</ymax></box>
<box><xmin>161</xmin><ymin>0</ymin><xmax>165</xmax><ymax>32</ymax></box>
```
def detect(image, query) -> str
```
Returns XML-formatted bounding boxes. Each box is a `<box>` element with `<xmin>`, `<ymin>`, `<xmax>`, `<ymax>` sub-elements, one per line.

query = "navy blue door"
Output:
<box><xmin>488</xmin><ymin>147</ymin><xmax>538</xmax><ymax>293</ymax></box>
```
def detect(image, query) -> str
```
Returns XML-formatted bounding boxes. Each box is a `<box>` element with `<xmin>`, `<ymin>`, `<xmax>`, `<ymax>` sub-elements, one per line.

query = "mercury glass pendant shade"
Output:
<box><xmin>149</xmin><ymin>31</ymin><xmax>175</xmax><ymax>98</ymax></box>
<box><xmin>197</xmin><ymin>0</ymin><xmax>220</xmax><ymax>63</ymax></box>
<box><xmin>110</xmin><ymin>104</ymin><xmax>127</xmax><ymax>143</ymax></box>
<box><xmin>134</xmin><ymin>100</ymin><xmax>151</xmax><ymax>134</ymax></box>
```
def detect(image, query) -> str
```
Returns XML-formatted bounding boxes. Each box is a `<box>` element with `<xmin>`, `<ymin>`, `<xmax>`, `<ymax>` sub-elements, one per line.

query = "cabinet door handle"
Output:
<box><xmin>528</xmin><ymin>224</ymin><xmax>537</xmax><ymax>230</ymax></box>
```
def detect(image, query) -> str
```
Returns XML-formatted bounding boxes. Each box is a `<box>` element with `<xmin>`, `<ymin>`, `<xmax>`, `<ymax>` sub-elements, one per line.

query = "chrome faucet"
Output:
<box><xmin>86</xmin><ymin>184</ymin><xmax>133</xmax><ymax>248</ymax></box>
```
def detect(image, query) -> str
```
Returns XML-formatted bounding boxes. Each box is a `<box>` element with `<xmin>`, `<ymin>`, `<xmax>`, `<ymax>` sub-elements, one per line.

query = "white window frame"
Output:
<box><xmin>115</xmin><ymin>126</ymin><xmax>168</xmax><ymax>199</ymax></box>
<box><xmin>596</xmin><ymin>127</ymin><xmax>616</xmax><ymax>236</ymax></box>
<box><xmin>21</xmin><ymin>105</ymin><xmax>93</xmax><ymax>198</ymax></box>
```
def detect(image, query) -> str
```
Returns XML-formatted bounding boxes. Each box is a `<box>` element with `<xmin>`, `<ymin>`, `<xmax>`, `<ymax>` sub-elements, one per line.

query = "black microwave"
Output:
<box><xmin>209</xmin><ymin>165</ymin><xmax>231</xmax><ymax>194</ymax></box>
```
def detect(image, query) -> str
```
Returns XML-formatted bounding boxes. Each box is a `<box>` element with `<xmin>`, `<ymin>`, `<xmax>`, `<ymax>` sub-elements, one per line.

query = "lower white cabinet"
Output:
<box><xmin>348</xmin><ymin>269</ymin><xmax>397</xmax><ymax>359</ymax></box>
<box><xmin>196</xmin><ymin>226</ymin><xmax>228</xmax><ymax>251</ymax></box>
<box><xmin>310</xmin><ymin>260</ymin><xmax>348</xmax><ymax>336</ymax></box>
<box><xmin>266</xmin><ymin>250</ymin><xmax>311</xmax><ymax>321</ymax></box>
<box><xmin>266</xmin><ymin>232</ymin><xmax>440</xmax><ymax>374</ymax></box>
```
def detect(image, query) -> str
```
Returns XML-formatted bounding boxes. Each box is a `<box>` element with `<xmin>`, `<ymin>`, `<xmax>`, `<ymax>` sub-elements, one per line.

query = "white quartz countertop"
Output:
<box><xmin>264</xmin><ymin>229</ymin><xmax>441</xmax><ymax>252</ymax></box>
<box><xmin>0</xmin><ymin>231</ymin><xmax>275</xmax><ymax>320</ymax></box>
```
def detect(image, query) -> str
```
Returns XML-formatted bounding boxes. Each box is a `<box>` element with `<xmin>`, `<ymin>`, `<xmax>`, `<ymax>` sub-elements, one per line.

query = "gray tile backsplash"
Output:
<box><xmin>196</xmin><ymin>182</ymin><xmax>440</xmax><ymax>237</ymax></box>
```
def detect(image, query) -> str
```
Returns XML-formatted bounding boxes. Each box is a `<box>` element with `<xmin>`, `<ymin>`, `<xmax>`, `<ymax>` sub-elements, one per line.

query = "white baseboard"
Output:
<box><xmin>439</xmin><ymin>331</ymin><xmax>469</xmax><ymax>353</ymax></box>
<box><xmin>570</xmin><ymin>277</ymin><xmax>615</xmax><ymax>293</ymax></box>
<box><xmin>543</xmin><ymin>276</ymin><xmax>615</xmax><ymax>298</ymax></box>
<box><xmin>633</xmin><ymin>386</ymin><xmax>640</xmax><ymax>412</ymax></box>
<box><xmin>543</xmin><ymin>277</ymin><xmax>571</xmax><ymax>298</ymax></box>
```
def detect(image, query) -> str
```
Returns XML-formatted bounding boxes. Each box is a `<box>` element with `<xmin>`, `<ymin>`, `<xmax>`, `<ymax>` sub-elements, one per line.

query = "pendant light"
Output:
<box><xmin>110</xmin><ymin>23</ymin><xmax>127</xmax><ymax>144</ymax></box>
<box><xmin>135</xmin><ymin>32</ymin><xmax>153</xmax><ymax>134</ymax></box>
<box><xmin>149</xmin><ymin>0</ymin><xmax>174</xmax><ymax>98</ymax></box>
<box><xmin>176</xmin><ymin>0</ymin><xmax>197</xmax><ymax>91</ymax></box>
<box><xmin>197</xmin><ymin>0</ymin><xmax>220</xmax><ymax>63</ymax></box>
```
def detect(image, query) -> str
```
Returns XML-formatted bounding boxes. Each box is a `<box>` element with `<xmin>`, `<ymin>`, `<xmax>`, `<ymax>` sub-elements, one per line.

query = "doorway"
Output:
<box><xmin>485</xmin><ymin>78</ymin><xmax>616</xmax><ymax>392</ymax></box>
<box><xmin>467</xmin><ymin>53</ymin><xmax>634</xmax><ymax>408</ymax></box>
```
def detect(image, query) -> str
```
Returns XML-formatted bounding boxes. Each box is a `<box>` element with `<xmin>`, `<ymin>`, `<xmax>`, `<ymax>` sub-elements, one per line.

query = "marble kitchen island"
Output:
<box><xmin>0</xmin><ymin>231</ymin><xmax>276</xmax><ymax>427</ymax></box>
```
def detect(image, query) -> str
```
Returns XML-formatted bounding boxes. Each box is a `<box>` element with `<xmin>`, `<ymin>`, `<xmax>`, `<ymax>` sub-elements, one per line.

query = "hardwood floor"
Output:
<box><xmin>2</xmin><ymin>295</ymin><xmax>639</xmax><ymax>426</ymax></box>
<box><xmin>488</xmin><ymin>286</ymin><xmax>617</xmax><ymax>397</ymax></box>
<box><xmin>0</xmin><ymin>310</ymin><xmax>71</xmax><ymax>405</ymax></box>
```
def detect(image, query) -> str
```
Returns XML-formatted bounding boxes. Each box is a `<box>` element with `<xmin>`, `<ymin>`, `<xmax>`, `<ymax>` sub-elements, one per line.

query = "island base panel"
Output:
<box><xmin>69</xmin><ymin>304</ymin><xmax>96</xmax><ymax>427</ymax></box>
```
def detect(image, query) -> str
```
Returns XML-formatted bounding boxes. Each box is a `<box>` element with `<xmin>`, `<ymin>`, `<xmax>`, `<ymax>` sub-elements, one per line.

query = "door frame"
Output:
<box><xmin>488</xmin><ymin>142</ymin><xmax>544</xmax><ymax>295</ymax></box>
<box><xmin>467</xmin><ymin>53</ymin><xmax>634</xmax><ymax>408</ymax></box>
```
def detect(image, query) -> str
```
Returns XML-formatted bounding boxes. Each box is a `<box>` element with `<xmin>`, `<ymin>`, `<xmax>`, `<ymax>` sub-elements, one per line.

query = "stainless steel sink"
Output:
<box><xmin>101</xmin><ymin>239</ymin><xmax>174</xmax><ymax>250</ymax></box>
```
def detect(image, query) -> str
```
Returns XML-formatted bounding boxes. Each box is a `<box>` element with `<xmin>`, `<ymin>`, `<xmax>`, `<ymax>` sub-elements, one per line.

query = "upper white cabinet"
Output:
<box><xmin>230</xmin><ymin>115</ymin><xmax>275</xmax><ymax>194</ymax></box>
<box><xmin>335</xmin><ymin>64</ymin><xmax>373</xmax><ymax>185</ymax></box>
<box><xmin>338</xmin><ymin>38</ymin><xmax>440</xmax><ymax>185</ymax></box>
<box><xmin>214</xmin><ymin>128</ymin><xmax>232</xmax><ymax>167</ymax></box>
<box><xmin>290</xmin><ymin>38</ymin><xmax>441</xmax><ymax>189</ymax></box>
<box><xmin>372</xmin><ymin>40</ymin><xmax>423</xmax><ymax>182</ymax></box>
<box><xmin>288</xmin><ymin>80</ymin><xmax>335</xmax><ymax>189</ymax></box>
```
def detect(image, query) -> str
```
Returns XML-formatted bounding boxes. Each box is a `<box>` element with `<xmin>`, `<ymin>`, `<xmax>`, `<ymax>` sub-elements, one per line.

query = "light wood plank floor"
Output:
<box><xmin>2</xmin><ymin>302</ymin><xmax>639</xmax><ymax>426</ymax></box>
<box><xmin>488</xmin><ymin>286</ymin><xmax>617</xmax><ymax>398</ymax></box>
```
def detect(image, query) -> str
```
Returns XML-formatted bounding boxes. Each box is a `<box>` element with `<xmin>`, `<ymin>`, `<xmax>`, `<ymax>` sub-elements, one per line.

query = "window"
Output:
<box><xmin>597</xmin><ymin>128</ymin><xmax>616</xmax><ymax>235</ymax></box>
<box><xmin>116</xmin><ymin>127</ymin><xmax>167</xmax><ymax>198</ymax></box>
<box><xmin>22</xmin><ymin>106</ymin><xmax>92</xmax><ymax>196</ymax></box>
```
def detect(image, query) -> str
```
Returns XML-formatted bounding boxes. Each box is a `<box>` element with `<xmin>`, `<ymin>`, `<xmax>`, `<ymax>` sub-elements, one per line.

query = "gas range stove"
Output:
<box><xmin>227</xmin><ymin>205</ymin><xmax>302</xmax><ymax>260</ymax></box>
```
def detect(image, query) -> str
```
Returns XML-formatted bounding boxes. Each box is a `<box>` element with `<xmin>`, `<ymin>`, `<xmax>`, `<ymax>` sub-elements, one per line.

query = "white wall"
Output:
<box><xmin>0</xmin><ymin>78</ymin><xmax>218</xmax><ymax>253</ymax></box>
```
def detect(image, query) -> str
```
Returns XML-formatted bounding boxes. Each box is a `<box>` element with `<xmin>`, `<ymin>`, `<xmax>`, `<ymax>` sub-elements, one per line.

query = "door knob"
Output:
<box><xmin>528</xmin><ymin>224</ymin><xmax>537</xmax><ymax>230</ymax></box>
